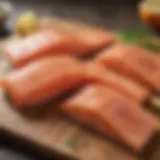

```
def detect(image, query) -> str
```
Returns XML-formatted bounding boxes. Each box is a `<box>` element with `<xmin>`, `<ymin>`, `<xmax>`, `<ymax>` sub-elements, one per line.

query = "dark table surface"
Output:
<box><xmin>7</xmin><ymin>0</ymin><xmax>142</xmax><ymax>30</ymax></box>
<box><xmin>1</xmin><ymin>0</ymin><xmax>142</xmax><ymax>159</ymax></box>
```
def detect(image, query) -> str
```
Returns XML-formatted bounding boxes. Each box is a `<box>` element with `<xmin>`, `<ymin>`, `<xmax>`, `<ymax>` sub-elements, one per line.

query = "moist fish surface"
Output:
<box><xmin>5</xmin><ymin>29</ymin><xmax>75</xmax><ymax>67</ymax></box>
<box><xmin>96</xmin><ymin>44</ymin><xmax>160</xmax><ymax>91</ymax></box>
<box><xmin>5</xmin><ymin>28</ymin><xmax>115</xmax><ymax>68</ymax></box>
<box><xmin>2</xmin><ymin>56</ymin><xmax>85</xmax><ymax>107</ymax></box>
<box><xmin>70</xmin><ymin>28</ymin><xmax>115</xmax><ymax>55</ymax></box>
<box><xmin>84</xmin><ymin>62</ymin><xmax>149</xmax><ymax>103</ymax></box>
<box><xmin>62</xmin><ymin>84</ymin><xmax>158</xmax><ymax>152</ymax></box>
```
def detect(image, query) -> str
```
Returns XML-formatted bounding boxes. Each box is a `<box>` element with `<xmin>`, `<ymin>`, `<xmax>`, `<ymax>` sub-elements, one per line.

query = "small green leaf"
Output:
<box><xmin>66</xmin><ymin>137</ymin><xmax>79</xmax><ymax>150</ymax></box>
<box><xmin>116</xmin><ymin>28</ymin><xmax>160</xmax><ymax>52</ymax></box>
<box><xmin>117</xmin><ymin>28</ymin><xmax>149</xmax><ymax>44</ymax></box>
<box><xmin>142</xmin><ymin>43</ymin><xmax>160</xmax><ymax>52</ymax></box>
<box><xmin>138</xmin><ymin>37</ymin><xmax>160</xmax><ymax>52</ymax></box>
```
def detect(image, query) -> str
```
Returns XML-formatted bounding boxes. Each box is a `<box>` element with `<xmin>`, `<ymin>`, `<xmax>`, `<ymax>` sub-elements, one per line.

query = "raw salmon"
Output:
<box><xmin>2</xmin><ymin>56</ymin><xmax>85</xmax><ymax>107</ymax></box>
<box><xmin>5</xmin><ymin>29</ymin><xmax>74</xmax><ymax>68</ymax></box>
<box><xmin>71</xmin><ymin>28</ymin><xmax>115</xmax><ymax>55</ymax></box>
<box><xmin>39</xmin><ymin>18</ymin><xmax>116</xmax><ymax>54</ymax></box>
<box><xmin>97</xmin><ymin>44</ymin><xmax>160</xmax><ymax>91</ymax></box>
<box><xmin>5</xmin><ymin>28</ymin><xmax>115</xmax><ymax>68</ymax></box>
<box><xmin>62</xmin><ymin>85</ymin><xmax>158</xmax><ymax>152</ymax></box>
<box><xmin>84</xmin><ymin>62</ymin><xmax>150</xmax><ymax>103</ymax></box>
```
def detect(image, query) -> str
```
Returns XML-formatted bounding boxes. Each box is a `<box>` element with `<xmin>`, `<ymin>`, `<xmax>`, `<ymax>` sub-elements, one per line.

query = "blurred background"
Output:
<box><xmin>6</xmin><ymin>0</ymin><xmax>141</xmax><ymax>31</ymax></box>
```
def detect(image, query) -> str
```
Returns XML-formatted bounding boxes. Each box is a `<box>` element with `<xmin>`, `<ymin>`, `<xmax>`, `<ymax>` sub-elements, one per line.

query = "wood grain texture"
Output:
<box><xmin>0</xmin><ymin>18</ymin><xmax>157</xmax><ymax>160</ymax></box>
<box><xmin>0</xmin><ymin>92</ymin><xmax>139</xmax><ymax>160</ymax></box>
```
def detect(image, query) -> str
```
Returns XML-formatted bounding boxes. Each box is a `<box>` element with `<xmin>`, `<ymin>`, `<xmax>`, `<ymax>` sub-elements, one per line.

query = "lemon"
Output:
<box><xmin>15</xmin><ymin>11</ymin><xmax>39</xmax><ymax>36</ymax></box>
<box><xmin>138</xmin><ymin>0</ymin><xmax>160</xmax><ymax>29</ymax></box>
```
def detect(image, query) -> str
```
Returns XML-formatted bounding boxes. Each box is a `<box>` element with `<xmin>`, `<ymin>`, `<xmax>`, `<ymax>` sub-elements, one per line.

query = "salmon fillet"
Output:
<box><xmin>5</xmin><ymin>28</ymin><xmax>115</xmax><ymax>68</ymax></box>
<box><xmin>39</xmin><ymin>19</ymin><xmax>116</xmax><ymax>54</ymax></box>
<box><xmin>70</xmin><ymin>28</ymin><xmax>115</xmax><ymax>55</ymax></box>
<box><xmin>2</xmin><ymin>56</ymin><xmax>85</xmax><ymax>107</ymax></box>
<box><xmin>84</xmin><ymin>62</ymin><xmax>150</xmax><ymax>103</ymax></box>
<box><xmin>96</xmin><ymin>44</ymin><xmax>160</xmax><ymax>91</ymax></box>
<box><xmin>62</xmin><ymin>85</ymin><xmax>158</xmax><ymax>152</ymax></box>
<box><xmin>5</xmin><ymin>29</ymin><xmax>75</xmax><ymax>68</ymax></box>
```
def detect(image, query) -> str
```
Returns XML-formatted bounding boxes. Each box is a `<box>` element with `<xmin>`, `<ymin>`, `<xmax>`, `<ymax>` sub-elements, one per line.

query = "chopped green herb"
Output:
<box><xmin>66</xmin><ymin>137</ymin><xmax>79</xmax><ymax>149</ymax></box>
<box><xmin>141</xmin><ymin>43</ymin><xmax>160</xmax><ymax>52</ymax></box>
<box><xmin>116</xmin><ymin>28</ymin><xmax>160</xmax><ymax>52</ymax></box>
<box><xmin>138</xmin><ymin>38</ymin><xmax>160</xmax><ymax>52</ymax></box>
<box><xmin>116</xmin><ymin>28</ymin><xmax>149</xmax><ymax>44</ymax></box>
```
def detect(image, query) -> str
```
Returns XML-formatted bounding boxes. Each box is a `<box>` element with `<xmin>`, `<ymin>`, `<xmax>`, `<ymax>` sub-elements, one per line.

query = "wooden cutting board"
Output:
<box><xmin>0</xmin><ymin>18</ymin><xmax>158</xmax><ymax>160</ymax></box>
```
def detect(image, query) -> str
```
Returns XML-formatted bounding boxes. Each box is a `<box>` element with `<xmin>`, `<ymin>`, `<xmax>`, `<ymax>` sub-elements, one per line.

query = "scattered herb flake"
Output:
<box><xmin>66</xmin><ymin>137</ymin><xmax>79</xmax><ymax>150</ymax></box>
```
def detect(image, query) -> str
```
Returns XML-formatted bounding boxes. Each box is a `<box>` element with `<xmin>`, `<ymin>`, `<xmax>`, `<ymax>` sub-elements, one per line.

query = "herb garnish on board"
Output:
<box><xmin>116</xmin><ymin>28</ymin><xmax>160</xmax><ymax>52</ymax></box>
